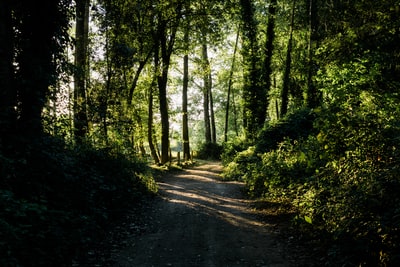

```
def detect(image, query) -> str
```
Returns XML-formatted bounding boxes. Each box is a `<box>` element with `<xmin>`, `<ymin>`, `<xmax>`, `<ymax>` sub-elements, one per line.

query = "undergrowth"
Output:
<box><xmin>196</xmin><ymin>142</ymin><xmax>223</xmax><ymax>160</ymax></box>
<box><xmin>0</xmin><ymin>136</ymin><xmax>157</xmax><ymax>266</ymax></box>
<box><xmin>222</xmin><ymin>108</ymin><xmax>400</xmax><ymax>266</ymax></box>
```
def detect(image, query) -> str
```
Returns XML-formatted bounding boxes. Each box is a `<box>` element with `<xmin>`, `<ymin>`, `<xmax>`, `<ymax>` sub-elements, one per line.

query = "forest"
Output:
<box><xmin>1</xmin><ymin>0</ymin><xmax>399</xmax><ymax>266</ymax></box>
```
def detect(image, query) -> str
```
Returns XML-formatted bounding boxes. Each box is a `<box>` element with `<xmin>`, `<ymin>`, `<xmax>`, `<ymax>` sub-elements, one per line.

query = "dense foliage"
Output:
<box><xmin>1</xmin><ymin>1</ymin><xmax>157</xmax><ymax>265</ymax></box>
<box><xmin>222</xmin><ymin>1</ymin><xmax>400</xmax><ymax>265</ymax></box>
<box><xmin>223</xmin><ymin>105</ymin><xmax>400</xmax><ymax>265</ymax></box>
<box><xmin>1</xmin><ymin>0</ymin><xmax>400</xmax><ymax>266</ymax></box>
<box><xmin>0</xmin><ymin>137</ymin><xmax>156</xmax><ymax>266</ymax></box>
<box><xmin>196</xmin><ymin>142</ymin><xmax>223</xmax><ymax>160</ymax></box>
<box><xmin>255</xmin><ymin>108</ymin><xmax>316</xmax><ymax>153</ymax></box>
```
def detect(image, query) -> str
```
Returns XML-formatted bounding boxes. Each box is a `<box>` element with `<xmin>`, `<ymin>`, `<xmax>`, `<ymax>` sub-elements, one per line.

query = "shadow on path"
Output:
<box><xmin>113</xmin><ymin>162</ymin><xmax>291</xmax><ymax>267</ymax></box>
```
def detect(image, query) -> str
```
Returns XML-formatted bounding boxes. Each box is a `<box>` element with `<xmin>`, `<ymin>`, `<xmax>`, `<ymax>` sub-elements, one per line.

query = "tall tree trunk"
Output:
<box><xmin>153</xmin><ymin>2</ymin><xmax>182</xmax><ymax>164</ymax></box>
<box><xmin>231</xmin><ymin>84</ymin><xmax>239</xmax><ymax>137</ymax></box>
<box><xmin>74</xmin><ymin>0</ymin><xmax>90</xmax><ymax>144</ymax></box>
<box><xmin>154</xmin><ymin>34</ymin><xmax>169</xmax><ymax>164</ymax></box>
<box><xmin>201</xmin><ymin>38</ymin><xmax>212</xmax><ymax>143</ymax></box>
<box><xmin>101</xmin><ymin>21</ymin><xmax>112</xmax><ymax>145</ymax></box>
<box><xmin>148</xmin><ymin>70</ymin><xmax>160</xmax><ymax>164</ymax></box>
<box><xmin>306</xmin><ymin>0</ymin><xmax>319</xmax><ymax>108</ymax></box>
<box><xmin>239</xmin><ymin>0</ymin><xmax>264</xmax><ymax>140</ymax></box>
<box><xmin>156</xmin><ymin>16</ymin><xmax>180</xmax><ymax>164</ymax></box>
<box><xmin>0</xmin><ymin>1</ymin><xmax>16</xmax><ymax>146</ymax></box>
<box><xmin>280</xmin><ymin>0</ymin><xmax>296</xmax><ymax>117</ymax></box>
<box><xmin>17</xmin><ymin>2</ymin><xmax>61</xmax><ymax>137</ymax></box>
<box><xmin>182</xmin><ymin>9</ymin><xmax>191</xmax><ymax>161</ymax></box>
<box><xmin>127</xmin><ymin>50</ymin><xmax>153</xmax><ymax>105</ymax></box>
<box><xmin>102</xmin><ymin>65</ymin><xmax>111</xmax><ymax>145</ymax></box>
<box><xmin>224</xmin><ymin>28</ymin><xmax>240</xmax><ymax>142</ymax></box>
<box><xmin>263</xmin><ymin>0</ymin><xmax>277</xmax><ymax>110</ymax></box>
<box><xmin>209</xmin><ymin>72</ymin><xmax>216</xmax><ymax>144</ymax></box>
<box><xmin>158</xmin><ymin>46</ymin><xmax>171</xmax><ymax>164</ymax></box>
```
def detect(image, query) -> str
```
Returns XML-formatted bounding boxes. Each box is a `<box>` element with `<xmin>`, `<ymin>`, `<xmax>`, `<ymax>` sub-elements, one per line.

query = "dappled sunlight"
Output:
<box><xmin>178</xmin><ymin>169</ymin><xmax>222</xmax><ymax>180</ymax></box>
<box><xmin>158</xmin><ymin>174</ymin><xmax>268</xmax><ymax>229</ymax></box>
<box><xmin>113</xmin><ymin>163</ymin><xmax>291</xmax><ymax>267</ymax></box>
<box><xmin>173</xmin><ymin>174</ymin><xmax>219</xmax><ymax>183</ymax></box>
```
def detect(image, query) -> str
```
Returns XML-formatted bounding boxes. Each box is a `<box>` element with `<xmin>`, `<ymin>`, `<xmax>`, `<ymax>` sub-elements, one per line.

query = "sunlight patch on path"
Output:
<box><xmin>112</xmin><ymin>162</ymin><xmax>291</xmax><ymax>267</ymax></box>
<box><xmin>159</xmin><ymin>187</ymin><xmax>266</xmax><ymax>228</ymax></box>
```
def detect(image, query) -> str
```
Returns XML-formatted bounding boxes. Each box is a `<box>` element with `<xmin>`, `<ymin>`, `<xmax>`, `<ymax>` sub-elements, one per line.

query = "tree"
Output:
<box><xmin>209</xmin><ymin>70</ymin><xmax>217</xmax><ymax>144</ymax></box>
<box><xmin>182</xmin><ymin>1</ymin><xmax>191</xmax><ymax>161</ymax></box>
<box><xmin>305</xmin><ymin>0</ymin><xmax>319</xmax><ymax>108</ymax></box>
<box><xmin>183</xmin><ymin>0</ymin><xmax>230</xmax><ymax>146</ymax></box>
<box><xmin>0</xmin><ymin>0</ymin><xmax>16</xmax><ymax>149</ymax></box>
<box><xmin>100</xmin><ymin>13</ymin><xmax>112</xmax><ymax>145</ymax></box>
<box><xmin>239</xmin><ymin>0</ymin><xmax>265</xmax><ymax>140</ymax></box>
<box><xmin>201</xmin><ymin>36</ymin><xmax>212</xmax><ymax>143</ymax></box>
<box><xmin>262</xmin><ymin>0</ymin><xmax>277</xmax><ymax>113</ymax></box>
<box><xmin>148</xmin><ymin>75</ymin><xmax>160</xmax><ymax>164</ymax></box>
<box><xmin>280</xmin><ymin>0</ymin><xmax>296</xmax><ymax>117</ymax></box>
<box><xmin>121</xmin><ymin>0</ymin><xmax>156</xmax><ymax>105</ymax></box>
<box><xmin>74</xmin><ymin>0</ymin><xmax>90</xmax><ymax>143</ymax></box>
<box><xmin>224</xmin><ymin>28</ymin><xmax>240</xmax><ymax>142</ymax></box>
<box><xmin>193</xmin><ymin>0</ymin><xmax>222</xmax><ymax>144</ymax></box>
<box><xmin>95</xmin><ymin>0</ymin><xmax>157</xmax><ymax>149</ymax></box>
<box><xmin>154</xmin><ymin>1</ymin><xmax>183</xmax><ymax>164</ymax></box>
<box><xmin>14</xmin><ymin>1</ymin><xmax>71</xmax><ymax>139</ymax></box>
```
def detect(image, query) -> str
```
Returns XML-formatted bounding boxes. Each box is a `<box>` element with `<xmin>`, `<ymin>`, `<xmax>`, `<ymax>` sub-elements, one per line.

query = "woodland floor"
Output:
<box><xmin>77</xmin><ymin>161</ymin><xmax>323</xmax><ymax>267</ymax></box>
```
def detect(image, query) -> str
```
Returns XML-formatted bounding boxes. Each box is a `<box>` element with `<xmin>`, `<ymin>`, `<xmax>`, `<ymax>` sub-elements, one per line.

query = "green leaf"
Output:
<box><xmin>304</xmin><ymin>215</ymin><xmax>312</xmax><ymax>224</ymax></box>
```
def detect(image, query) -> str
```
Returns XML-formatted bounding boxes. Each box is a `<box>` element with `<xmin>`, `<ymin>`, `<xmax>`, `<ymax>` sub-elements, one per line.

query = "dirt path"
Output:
<box><xmin>110</xmin><ymin>161</ymin><xmax>293</xmax><ymax>267</ymax></box>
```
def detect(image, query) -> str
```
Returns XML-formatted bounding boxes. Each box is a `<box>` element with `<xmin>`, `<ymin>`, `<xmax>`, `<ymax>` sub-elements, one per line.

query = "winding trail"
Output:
<box><xmin>111</xmin><ymin>161</ymin><xmax>292</xmax><ymax>267</ymax></box>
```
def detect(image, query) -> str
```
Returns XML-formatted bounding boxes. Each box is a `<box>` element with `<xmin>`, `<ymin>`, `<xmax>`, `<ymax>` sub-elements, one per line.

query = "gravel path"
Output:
<box><xmin>111</xmin><ymin>161</ymin><xmax>292</xmax><ymax>267</ymax></box>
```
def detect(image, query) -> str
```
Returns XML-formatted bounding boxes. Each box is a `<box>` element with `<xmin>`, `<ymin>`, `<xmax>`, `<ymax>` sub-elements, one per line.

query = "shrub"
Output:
<box><xmin>256</xmin><ymin>107</ymin><xmax>316</xmax><ymax>153</ymax></box>
<box><xmin>222</xmin><ymin>99</ymin><xmax>400</xmax><ymax>265</ymax></box>
<box><xmin>0</xmin><ymin>136</ymin><xmax>157</xmax><ymax>266</ymax></box>
<box><xmin>246</xmin><ymin>138</ymin><xmax>319</xmax><ymax>198</ymax></box>
<box><xmin>308</xmin><ymin>155</ymin><xmax>400</xmax><ymax>266</ymax></box>
<box><xmin>196</xmin><ymin>142</ymin><xmax>223</xmax><ymax>160</ymax></box>
<box><xmin>221</xmin><ymin>136</ymin><xmax>250</xmax><ymax>166</ymax></box>
<box><xmin>222</xmin><ymin>146</ymin><xmax>259</xmax><ymax>181</ymax></box>
<box><xmin>295</xmin><ymin>102</ymin><xmax>400</xmax><ymax>266</ymax></box>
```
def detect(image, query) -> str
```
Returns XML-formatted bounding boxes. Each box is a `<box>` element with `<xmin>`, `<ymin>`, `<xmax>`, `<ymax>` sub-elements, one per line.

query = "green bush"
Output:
<box><xmin>223</xmin><ymin>136</ymin><xmax>325</xmax><ymax>195</ymax></box>
<box><xmin>196</xmin><ymin>142</ymin><xmax>223</xmax><ymax>160</ymax></box>
<box><xmin>244</xmin><ymin>138</ymin><xmax>320</xmax><ymax>198</ymax></box>
<box><xmin>0</xmin><ymin>136</ymin><xmax>157</xmax><ymax>266</ymax></box>
<box><xmin>223</xmin><ymin>99</ymin><xmax>400</xmax><ymax>265</ymax></box>
<box><xmin>308</xmin><ymin>155</ymin><xmax>400</xmax><ymax>266</ymax></box>
<box><xmin>222</xmin><ymin>109</ymin><xmax>318</xmax><ymax>185</ymax></box>
<box><xmin>256</xmin><ymin>107</ymin><xmax>316</xmax><ymax>153</ymax></box>
<box><xmin>222</xmin><ymin>146</ymin><xmax>259</xmax><ymax>181</ymax></box>
<box><xmin>296</xmin><ymin>102</ymin><xmax>400</xmax><ymax>265</ymax></box>
<box><xmin>221</xmin><ymin>136</ymin><xmax>251</xmax><ymax>166</ymax></box>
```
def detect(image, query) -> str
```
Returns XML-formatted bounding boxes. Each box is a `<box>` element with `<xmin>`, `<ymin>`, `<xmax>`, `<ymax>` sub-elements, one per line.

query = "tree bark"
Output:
<box><xmin>158</xmin><ymin>44</ymin><xmax>171</xmax><ymax>164</ymax></box>
<box><xmin>239</xmin><ymin>0</ymin><xmax>265</xmax><ymax>139</ymax></box>
<box><xmin>127</xmin><ymin>49</ymin><xmax>153</xmax><ymax>105</ymax></box>
<box><xmin>306</xmin><ymin>0</ymin><xmax>319</xmax><ymax>108</ymax></box>
<box><xmin>153</xmin><ymin>1</ymin><xmax>182</xmax><ymax>164</ymax></box>
<box><xmin>182</xmin><ymin>9</ymin><xmax>191</xmax><ymax>161</ymax></box>
<box><xmin>201</xmin><ymin>38</ymin><xmax>212</xmax><ymax>144</ymax></box>
<box><xmin>74</xmin><ymin>0</ymin><xmax>90</xmax><ymax>144</ymax></box>
<box><xmin>209</xmin><ymin>72</ymin><xmax>216</xmax><ymax>144</ymax></box>
<box><xmin>280</xmin><ymin>0</ymin><xmax>296</xmax><ymax>117</ymax></box>
<box><xmin>231</xmin><ymin>83</ymin><xmax>239</xmax><ymax>137</ymax></box>
<box><xmin>224</xmin><ymin>28</ymin><xmax>240</xmax><ymax>142</ymax></box>
<box><xmin>101</xmin><ymin>20</ymin><xmax>112</xmax><ymax>145</ymax></box>
<box><xmin>148</xmin><ymin>71</ymin><xmax>160</xmax><ymax>164</ymax></box>
<box><xmin>263</xmin><ymin>0</ymin><xmax>277</xmax><ymax>111</ymax></box>
<box><xmin>156</xmin><ymin>15</ymin><xmax>179</xmax><ymax>164</ymax></box>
